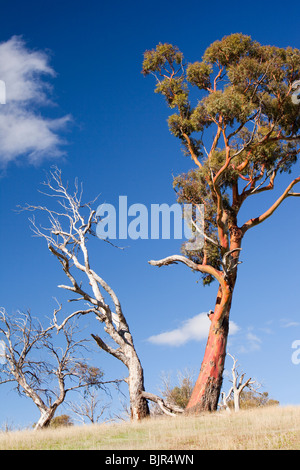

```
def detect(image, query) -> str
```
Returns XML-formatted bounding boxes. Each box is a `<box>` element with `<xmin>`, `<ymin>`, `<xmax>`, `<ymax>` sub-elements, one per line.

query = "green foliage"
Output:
<box><xmin>167</xmin><ymin>378</ymin><xmax>194</xmax><ymax>409</ymax></box>
<box><xmin>186</xmin><ymin>61</ymin><xmax>212</xmax><ymax>90</ymax></box>
<box><xmin>155</xmin><ymin>77</ymin><xmax>189</xmax><ymax>111</ymax></box>
<box><xmin>228</xmin><ymin>391</ymin><xmax>279</xmax><ymax>410</ymax></box>
<box><xmin>142</xmin><ymin>43</ymin><xmax>183</xmax><ymax>76</ymax></box>
<box><xmin>161</xmin><ymin>371</ymin><xmax>195</xmax><ymax>409</ymax></box>
<box><xmin>203</xmin><ymin>87</ymin><xmax>255</xmax><ymax>126</ymax></box>
<box><xmin>203</xmin><ymin>33</ymin><xmax>256</xmax><ymax>66</ymax></box>
<box><xmin>143</xmin><ymin>34</ymin><xmax>300</xmax><ymax>285</ymax></box>
<box><xmin>50</xmin><ymin>415</ymin><xmax>73</xmax><ymax>428</ymax></box>
<box><xmin>174</xmin><ymin>168</ymin><xmax>222</xmax><ymax>284</ymax></box>
<box><xmin>143</xmin><ymin>33</ymin><xmax>300</xmax><ymax>150</ymax></box>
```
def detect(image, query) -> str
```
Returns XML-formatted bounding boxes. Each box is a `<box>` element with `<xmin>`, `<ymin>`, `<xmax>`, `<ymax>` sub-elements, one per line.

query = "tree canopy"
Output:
<box><xmin>143</xmin><ymin>34</ymin><xmax>300</xmax><ymax>284</ymax></box>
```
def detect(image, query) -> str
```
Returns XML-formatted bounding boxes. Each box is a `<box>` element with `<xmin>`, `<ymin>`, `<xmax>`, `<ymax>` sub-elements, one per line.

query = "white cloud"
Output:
<box><xmin>0</xmin><ymin>36</ymin><xmax>70</xmax><ymax>168</ymax></box>
<box><xmin>147</xmin><ymin>312</ymin><xmax>240</xmax><ymax>347</ymax></box>
<box><xmin>246</xmin><ymin>332</ymin><xmax>262</xmax><ymax>350</ymax></box>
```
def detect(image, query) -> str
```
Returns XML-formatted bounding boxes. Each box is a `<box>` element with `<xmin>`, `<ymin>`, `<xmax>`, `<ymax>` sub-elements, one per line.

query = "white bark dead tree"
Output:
<box><xmin>0</xmin><ymin>308</ymin><xmax>114</xmax><ymax>429</ymax></box>
<box><xmin>222</xmin><ymin>353</ymin><xmax>258</xmax><ymax>412</ymax></box>
<box><xmin>21</xmin><ymin>167</ymin><xmax>183</xmax><ymax>420</ymax></box>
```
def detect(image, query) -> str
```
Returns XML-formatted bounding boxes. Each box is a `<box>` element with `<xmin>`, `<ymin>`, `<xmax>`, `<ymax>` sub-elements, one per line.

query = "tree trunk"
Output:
<box><xmin>92</xmin><ymin>330</ymin><xmax>150</xmax><ymax>420</ymax></box>
<box><xmin>34</xmin><ymin>407</ymin><xmax>57</xmax><ymax>430</ymax></box>
<box><xmin>186</xmin><ymin>229</ymin><xmax>242</xmax><ymax>413</ymax></box>
<box><xmin>186</xmin><ymin>293</ymin><xmax>232</xmax><ymax>413</ymax></box>
<box><xmin>126</xmin><ymin>348</ymin><xmax>150</xmax><ymax>420</ymax></box>
<box><xmin>233</xmin><ymin>391</ymin><xmax>240</xmax><ymax>412</ymax></box>
<box><xmin>17</xmin><ymin>375</ymin><xmax>59</xmax><ymax>430</ymax></box>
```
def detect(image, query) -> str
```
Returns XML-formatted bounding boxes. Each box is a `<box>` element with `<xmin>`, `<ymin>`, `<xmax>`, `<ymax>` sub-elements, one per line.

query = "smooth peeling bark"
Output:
<box><xmin>148</xmin><ymin>245</ymin><xmax>240</xmax><ymax>414</ymax></box>
<box><xmin>186</xmin><ymin>292</ymin><xmax>232</xmax><ymax>412</ymax></box>
<box><xmin>186</xmin><ymin>233</ymin><xmax>241</xmax><ymax>413</ymax></box>
<box><xmin>186</xmin><ymin>272</ymin><xmax>236</xmax><ymax>413</ymax></box>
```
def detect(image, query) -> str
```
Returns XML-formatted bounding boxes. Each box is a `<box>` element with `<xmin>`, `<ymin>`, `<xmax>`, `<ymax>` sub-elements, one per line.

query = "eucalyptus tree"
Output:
<box><xmin>143</xmin><ymin>34</ymin><xmax>300</xmax><ymax>412</ymax></box>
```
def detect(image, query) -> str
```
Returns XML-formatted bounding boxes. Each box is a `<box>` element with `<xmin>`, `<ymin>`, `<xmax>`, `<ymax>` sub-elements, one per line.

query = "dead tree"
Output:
<box><xmin>68</xmin><ymin>389</ymin><xmax>111</xmax><ymax>424</ymax></box>
<box><xmin>0</xmin><ymin>308</ymin><xmax>113</xmax><ymax>429</ymax></box>
<box><xmin>21</xmin><ymin>168</ymin><xmax>183</xmax><ymax>420</ymax></box>
<box><xmin>223</xmin><ymin>353</ymin><xmax>258</xmax><ymax>412</ymax></box>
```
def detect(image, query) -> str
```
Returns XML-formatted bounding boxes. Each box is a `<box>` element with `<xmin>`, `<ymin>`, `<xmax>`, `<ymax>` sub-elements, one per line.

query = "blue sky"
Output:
<box><xmin>0</xmin><ymin>0</ymin><xmax>299</xmax><ymax>427</ymax></box>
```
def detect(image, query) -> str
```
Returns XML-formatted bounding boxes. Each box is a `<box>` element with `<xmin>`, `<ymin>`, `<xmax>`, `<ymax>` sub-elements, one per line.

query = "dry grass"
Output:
<box><xmin>1</xmin><ymin>405</ymin><xmax>300</xmax><ymax>450</ymax></box>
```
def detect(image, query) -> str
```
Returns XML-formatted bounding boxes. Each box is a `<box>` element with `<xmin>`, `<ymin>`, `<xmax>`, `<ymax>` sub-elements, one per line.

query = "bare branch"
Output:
<box><xmin>0</xmin><ymin>308</ymin><xmax>113</xmax><ymax>429</ymax></box>
<box><xmin>225</xmin><ymin>353</ymin><xmax>260</xmax><ymax>412</ymax></box>
<box><xmin>242</xmin><ymin>176</ymin><xmax>300</xmax><ymax>233</ymax></box>
<box><xmin>141</xmin><ymin>391</ymin><xmax>184</xmax><ymax>416</ymax></box>
<box><xmin>149</xmin><ymin>254</ymin><xmax>226</xmax><ymax>288</ymax></box>
<box><xmin>20</xmin><ymin>169</ymin><xmax>152</xmax><ymax>420</ymax></box>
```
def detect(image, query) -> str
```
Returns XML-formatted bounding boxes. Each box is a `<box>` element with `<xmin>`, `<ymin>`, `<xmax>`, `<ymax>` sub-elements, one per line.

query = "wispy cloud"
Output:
<box><xmin>0</xmin><ymin>36</ymin><xmax>70</xmax><ymax>168</ymax></box>
<box><xmin>280</xmin><ymin>319</ymin><xmax>300</xmax><ymax>328</ymax></box>
<box><xmin>232</xmin><ymin>327</ymin><xmax>263</xmax><ymax>354</ymax></box>
<box><xmin>246</xmin><ymin>332</ymin><xmax>262</xmax><ymax>350</ymax></box>
<box><xmin>147</xmin><ymin>312</ymin><xmax>239</xmax><ymax>347</ymax></box>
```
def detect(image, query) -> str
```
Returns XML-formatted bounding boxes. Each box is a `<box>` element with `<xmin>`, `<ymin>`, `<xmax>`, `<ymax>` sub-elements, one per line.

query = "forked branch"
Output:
<box><xmin>242</xmin><ymin>176</ymin><xmax>300</xmax><ymax>233</ymax></box>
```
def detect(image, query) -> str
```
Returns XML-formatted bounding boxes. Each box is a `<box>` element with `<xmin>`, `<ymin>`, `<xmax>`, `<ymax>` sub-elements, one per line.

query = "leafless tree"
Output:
<box><xmin>20</xmin><ymin>168</ymin><xmax>183</xmax><ymax>420</ymax></box>
<box><xmin>0</xmin><ymin>308</ymin><xmax>116</xmax><ymax>429</ymax></box>
<box><xmin>220</xmin><ymin>353</ymin><xmax>259</xmax><ymax>412</ymax></box>
<box><xmin>0</xmin><ymin>419</ymin><xmax>17</xmax><ymax>433</ymax></box>
<box><xmin>68</xmin><ymin>389</ymin><xmax>111</xmax><ymax>425</ymax></box>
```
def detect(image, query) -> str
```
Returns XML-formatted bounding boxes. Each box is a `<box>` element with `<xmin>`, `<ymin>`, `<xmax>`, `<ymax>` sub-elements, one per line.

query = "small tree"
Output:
<box><xmin>143</xmin><ymin>34</ymin><xmax>300</xmax><ymax>412</ymax></box>
<box><xmin>50</xmin><ymin>414</ymin><xmax>73</xmax><ymax>428</ymax></box>
<box><xmin>220</xmin><ymin>353</ymin><xmax>258</xmax><ymax>412</ymax></box>
<box><xmin>236</xmin><ymin>390</ymin><xmax>279</xmax><ymax>409</ymax></box>
<box><xmin>168</xmin><ymin>379</ymin><xmax>193</xmax><ymax>409</ymax></box>
<box><xmin>68</xmin><ymin>389</ymin><xmax>111</xmax><ymax>424</ymax></box>
<box><xmin>161</xmin><ymin>369</ymin><xmax>194</xmax><ymax>409</ymax></box>
<box><xmin>220</xmin><ymin>355</ymin><xmax>279</xmax><ymax>412</ymax></box>
<box><xmin>150</xmin><ymin>369</ymin><xmax>194</xmax><ymax>416</ymax></box>
<box><xmin>0</xmin><ymin>308</ymin><xmax>111</xmax><ymax>429</ymax></box>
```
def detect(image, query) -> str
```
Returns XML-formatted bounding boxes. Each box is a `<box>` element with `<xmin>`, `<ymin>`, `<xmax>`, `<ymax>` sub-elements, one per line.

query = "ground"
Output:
<box><xmin>0</xmin><ymin>405</ymin><xmax>299</xmax><ymax>450</ymax></box>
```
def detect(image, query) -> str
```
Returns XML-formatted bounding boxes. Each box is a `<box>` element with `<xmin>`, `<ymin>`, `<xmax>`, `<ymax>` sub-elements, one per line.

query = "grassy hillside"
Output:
<box><xmin>0</xmin><ymin>406</ymin><xmax>300</xmax><ymax>450</ymax></box>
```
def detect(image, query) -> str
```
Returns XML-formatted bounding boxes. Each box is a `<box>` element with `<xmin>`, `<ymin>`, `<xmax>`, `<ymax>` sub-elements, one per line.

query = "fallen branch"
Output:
<box><xmin>142</xmin><ymin>391</ymin><xmax>184</xmax><ymax>417</ymax></box>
